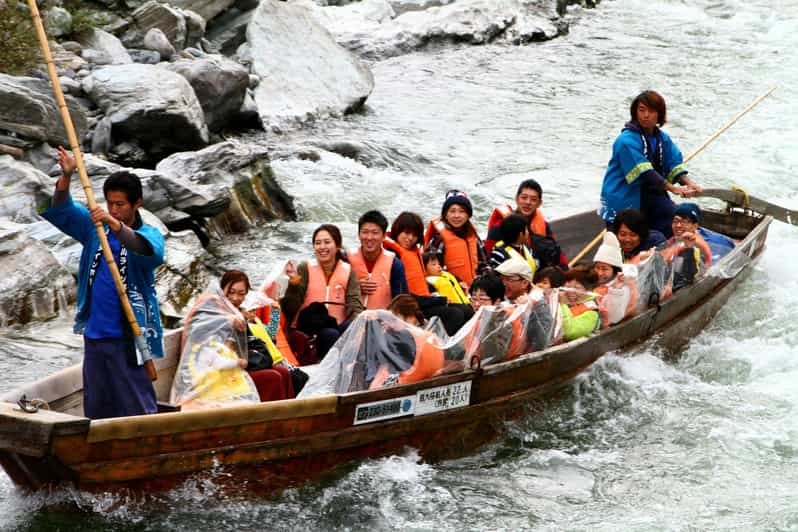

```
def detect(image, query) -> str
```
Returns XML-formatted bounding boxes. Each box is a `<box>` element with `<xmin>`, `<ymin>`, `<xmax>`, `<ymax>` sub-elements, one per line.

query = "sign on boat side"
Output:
<box><xmin>353</xmin><ymin>381</ymin><xmax>473</xmax><ymax>425</ymax></box>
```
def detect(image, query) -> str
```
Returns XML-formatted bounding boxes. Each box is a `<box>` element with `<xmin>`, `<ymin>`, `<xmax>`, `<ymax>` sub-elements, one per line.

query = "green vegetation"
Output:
<box><xmin>0</xmin><ymin>2</ymin><xmax>41</xmax><ymax>75</ymax></box>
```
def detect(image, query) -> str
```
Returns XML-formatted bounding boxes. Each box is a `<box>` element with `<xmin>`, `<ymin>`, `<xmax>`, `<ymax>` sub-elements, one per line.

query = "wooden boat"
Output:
<box><xmin>0</xmin><ymin>204</ymin><xmax>772</xmax><ymax>493</ymax></box>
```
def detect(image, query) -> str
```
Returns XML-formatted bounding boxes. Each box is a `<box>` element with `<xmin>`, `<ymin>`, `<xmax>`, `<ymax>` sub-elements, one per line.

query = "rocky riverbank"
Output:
<box><xmin>0</xmin><ymin>0</ymin><xmax>599</xmax><ymax>327</ymax></box>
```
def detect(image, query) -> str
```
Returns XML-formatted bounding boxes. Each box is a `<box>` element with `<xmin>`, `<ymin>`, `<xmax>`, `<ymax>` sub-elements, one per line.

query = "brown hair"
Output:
<box><xmin>312</xmin><ymin>224</ymin><xmax>343</xmax><ymax>248</ymax></box>
<box><xmin>630</xmin><ymin>90</ymin><xmax>667</xmax><ymax>126</ymax></box>
<box><xmin>388</xmin><ymin>294</ymin><xmax>425</xmax><ymax>325</ymax></box>
<box><xmin>563</xmin><ymin>265</ymin><xmax>598</xmax><ymax>290</ymax></box>
<box><xmin>220</xmin><ymin>269</ymin><xmax>250</xmax><ymax>292</ymax></box>
<box><xmin>390</xmin><ymin>212</ymin><xmax>425</xmax><ymax>243</ymax></box>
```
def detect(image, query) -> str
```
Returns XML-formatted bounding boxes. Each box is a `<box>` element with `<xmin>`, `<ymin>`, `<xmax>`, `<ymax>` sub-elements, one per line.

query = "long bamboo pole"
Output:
<box><xmin>568</xmin><ymin>86</ymin><xmax>777</xmax><ymax>268</ymax></box>
<box><xmin>26</xmin><ymin>0</ymin><xmax>157</xmax><ymax>381</ymax></box>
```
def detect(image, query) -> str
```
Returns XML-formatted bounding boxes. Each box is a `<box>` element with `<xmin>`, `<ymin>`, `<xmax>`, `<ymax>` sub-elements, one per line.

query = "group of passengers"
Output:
<box><xmin>172</xmin><ymin>89</ymin><xmax>737</xmax><ymax>406</ymax></box>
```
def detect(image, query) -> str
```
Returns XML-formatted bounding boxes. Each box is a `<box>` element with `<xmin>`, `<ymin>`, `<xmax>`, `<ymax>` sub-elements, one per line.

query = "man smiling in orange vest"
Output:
<box><xmin>485</xmin><ymin>178</ymin><xmax>568</xmax><ymax>269</ymax></box>
<box><xmin>347</xmin><ymin>210</ymin><xmax>409</xmax><ymax>309</ymax></box>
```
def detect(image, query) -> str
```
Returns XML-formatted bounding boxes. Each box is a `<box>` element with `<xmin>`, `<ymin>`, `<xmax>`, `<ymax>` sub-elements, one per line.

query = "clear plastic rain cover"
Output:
<box><xmin>169</xmin><ymin>282</ymin><xmax>260</xmax><ymax>409</ymax></box>
<box><xmin>298</xmin><ymin>290</ymin><xmax>562</xmax><ymax>397</ymax></box>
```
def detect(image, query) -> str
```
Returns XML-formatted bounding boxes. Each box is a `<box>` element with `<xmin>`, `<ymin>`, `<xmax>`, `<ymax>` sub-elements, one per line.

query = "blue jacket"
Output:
<box><xmin>42</xmin><ymin>195</ymin><xmax>165</xmax><ymax>363</ymax></box>
<box><xmin>600</xmin><ymin>122</ymin><xmax>688</xmax><ymax>225</ymax></box>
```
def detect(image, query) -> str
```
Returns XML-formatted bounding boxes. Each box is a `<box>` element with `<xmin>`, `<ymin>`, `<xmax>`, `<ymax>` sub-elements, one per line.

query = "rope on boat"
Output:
<box><xmin>17</xmin><ymin>394</ymin><xmax>50</xmax><ymax>413</ymax></box>
<box><xmin>731</xmin><ymin>185</ymin><xmax>752</xmax><ymax>209</ymax></box>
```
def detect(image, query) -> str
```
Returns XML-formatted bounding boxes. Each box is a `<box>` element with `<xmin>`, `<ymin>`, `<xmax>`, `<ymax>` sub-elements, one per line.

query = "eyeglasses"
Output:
<box><xmin>672</xmin><ymin>216</ymin><xmax>695</xmax><ymax>226</ymax></box>
<box><xmin>501</xmin><ymin>276</ymin><xmax>527</xmax><ymax>283</ymax></box>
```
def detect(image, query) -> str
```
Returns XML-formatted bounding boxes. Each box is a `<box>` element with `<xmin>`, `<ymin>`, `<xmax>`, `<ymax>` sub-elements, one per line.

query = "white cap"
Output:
<box><xmin>495</xmin><ymin>256</ymin><xmax>533</xmax><ymax>282</ymax></box>
<box><xmin>592</xmin><ymin>231</ymin><xmax>624</xmax><ymax>268</ymax></box>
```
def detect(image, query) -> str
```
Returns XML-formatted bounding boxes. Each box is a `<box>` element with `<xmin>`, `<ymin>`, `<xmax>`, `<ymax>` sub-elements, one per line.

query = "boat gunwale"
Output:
<box><xmin>0</xmin><ymin>210</ymin><xmax>771</xmax><ymax>445</ymax></box>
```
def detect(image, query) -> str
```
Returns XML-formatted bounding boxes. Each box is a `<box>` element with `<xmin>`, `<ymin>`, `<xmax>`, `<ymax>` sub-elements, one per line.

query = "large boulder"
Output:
<box><xmin>156</xmin><ymin>141</ymin><xmax>297</xmax><ymax>233</ymax></box>
<box><xmin>316</xmin><ymin>0</ymin><xmax>562</xmax><ymax>60</ymax></box>
<box><xmin>77</xmin><ymin>28</ymin><xmax>133</xmax><ymax>65</ymax></box>
<box><xmin>82</xmin><ymin>64</ymin><xmax>209</xmax><ymax>163</ymax></box>
<box><xmin>247</xmin><ymin>0</ymin><xmax>374</xmax><ymax>131</ymax></box>
<box><xmin>0</xmin><ymin>156</ymin><xmax>52</xmax><ymax>224</ymax></box>
<box><xmin>0</xmin><ymin>74</ymin><xmax>88</xmax><ymax>147</ymax></box>
<box><xmin>166</xmin><ymin>0</ymin><xmax>236</xmax><ymax>22</ymax></box>
<box><xmin>0</xmin><ymin>219</ymin><xmax>76</xmax><ymax>326</ymax></box>
<box><xmin>164</xmin><ymin>55</ymin><xmax>249</xmax><ymax>131</ymax></box>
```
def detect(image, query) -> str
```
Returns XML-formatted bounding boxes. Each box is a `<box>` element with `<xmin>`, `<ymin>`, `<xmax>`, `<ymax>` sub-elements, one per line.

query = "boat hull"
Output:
<box><xmin>0</xmin><ymin>209</ymin><xmax>771</xmax><ymax>492</ymax></box>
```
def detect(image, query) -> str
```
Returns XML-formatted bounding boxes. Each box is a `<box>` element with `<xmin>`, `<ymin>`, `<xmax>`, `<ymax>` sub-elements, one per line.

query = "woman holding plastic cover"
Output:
<box><xmin>599</xmin><ymin>90</ymin><xmax>703</xmax><ymax>237</ymax></box>
<box><xmin>170</xmin><ymin>270</ymin><xmax>294</xmax><ymax>408</ymax></box>
<box><xmin>280</xmin><ymin>224</ymin><xmax>364</xmax><ymax>360</ymax></box>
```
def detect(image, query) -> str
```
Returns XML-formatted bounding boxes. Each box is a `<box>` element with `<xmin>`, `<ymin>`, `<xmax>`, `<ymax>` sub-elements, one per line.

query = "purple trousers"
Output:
<box><xmin>83</xmin><ymin>337</ymin><xmax>157</xmax><ymax>419</ymax></box>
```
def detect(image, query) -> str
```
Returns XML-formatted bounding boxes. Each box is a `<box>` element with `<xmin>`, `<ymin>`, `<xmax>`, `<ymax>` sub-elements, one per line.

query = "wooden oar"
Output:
<box><xmin>698</xmin><ymin>188</ymin><xmax>796</xmax><ymax>226</ymax></box>
<box><xmin>568</xmin><ymin>87</ymin><xmax>777</xmax><ymax>268</ymax></box>
<box><xmin>26</xmin><ymin>0</ymin><xmax>158</xmax><ymax>381</ymax></box>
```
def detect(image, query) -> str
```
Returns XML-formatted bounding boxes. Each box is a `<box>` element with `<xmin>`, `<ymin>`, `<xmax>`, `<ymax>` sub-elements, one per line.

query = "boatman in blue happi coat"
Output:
<box><xmin>599</xmin><ymin>90</ymin><xmax>703</xmax><ymax>238</ymax></box>
<box><xmin>42</xmin><ymin>147</ymin><xmax>164</xmax><ymax>419</ymax></box>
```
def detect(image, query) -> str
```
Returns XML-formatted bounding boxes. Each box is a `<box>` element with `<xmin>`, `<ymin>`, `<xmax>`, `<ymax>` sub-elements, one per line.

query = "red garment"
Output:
<box><xmin>249</xmin><ymin>365</ymin><xmax>295</xmax><ymax>402</ymax></box>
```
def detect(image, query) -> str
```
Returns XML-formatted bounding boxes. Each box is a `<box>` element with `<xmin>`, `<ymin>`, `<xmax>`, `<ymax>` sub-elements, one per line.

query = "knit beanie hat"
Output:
<box><xmin>441</xmin><ymin>189</ymin><xmax>473</xmax><ymax>218</ymax></box>
<box><xmin>673</xmin><ymin>202</ymin><xmax>701</xmax><ymax>224</ymax></box>
<box><xmin>592</xmin><ymin>231</ymin><xmax>624</xmax><ymax>268</ymax></box>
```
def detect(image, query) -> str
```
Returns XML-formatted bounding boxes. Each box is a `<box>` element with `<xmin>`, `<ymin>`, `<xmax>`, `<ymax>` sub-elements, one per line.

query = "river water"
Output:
<box><xmin>3</xmin><ymin>0</ymin><xmax>798</xmax><ymax>529</ymax></box>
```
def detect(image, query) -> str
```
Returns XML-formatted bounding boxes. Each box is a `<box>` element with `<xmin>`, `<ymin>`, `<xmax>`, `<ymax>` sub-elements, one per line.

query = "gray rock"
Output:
<box><xmin>388</xmin><ymin>0</ymin><xmax>454</xmax><ymax>16</ymax></box>
<box><xmin>82</xmin><ymin>64</ymin><xmax>209</xmax><ymax>161</ymax></box>
<box><xmin>49</xmin><ymin>43</ymin><xmax>89</xmax><ymax>77</ymax></box>
<box><xmin>129</xmin><ymin>1</ymin><xmax>188</xmax><ymax>51</ymax></box>
<box><xmin>155</xmin><ymin>140</ymin><xmax>296</xmax><ymax>232</ymax></box>
<box><xmin>59</xmin><ymin>76</ymin><xmax>83</xmax><ymax>96</ymax></box>
<box><xmin>46</xmin><ymin>7</ymin><xmax>73</xmax><ymax>38</ymax></box>
<box><xmin>0</xmin><ymin>145</ymin><xmax>24</xmax><ymax>160</ymax></box>
<box><xmin>128</xmin><ymin>48</ymin><xmax>162</xmax><ymax>64</ymax></box>
<box><xmin>91</xmin><ymin>116</ymin><xmax>114</xmax><ymax>154</ymax></box>
<box><xmin>247</xmin><ymin>0</ymin><xmax>374</xmax><ymax>130</ymax></box>
<box><xmin>143</xmin><ymin>28</ymin><xmax>177</xmax><ymax>60</ymax></box>
<box><xmin>155</xmin><ymin>226</ymin><xmax>214</xmax><ymax>324</ymax></box>
<box><xmin>183</xmin><ymin>10</ymin><xmax>207</xmax><ymax>48</ymax></box>
<box><xmin>204</xmin><ymin>8</ymin><xmax>255</xmax><ymax>56</ymax></box>
<box><xmin>234</xmin><ymin>0</ymin><xmax>260</xmax><ymax>11</ymax></box>
<box><xmin>0</xmin><ymin>74</ymin><xmax>89</xmax><ymax>147</ymax></box>
<box><xmin>164</xmin><ymin>55</ymin><xmax>249</xmax><ymax>131</ymax></box>
<box><xmin>165</xmin><ymin>0</ymin><xmax>236</xmax><ymax>23</ymax></box>
<box><xmin>78</xmin><ymin>28</ymin><xmax>133</xmax><ymax>65</ymax></box>
<box><xmin>0</xmin><ymin>156</ymin><xmax>53</xmax><ymax>224</ymax></box>
<box><xmin>60</xmin><ymin>41</ymin><xmax>84</xmax><ymax>54</ymax></box>
<box><xmin>0</xmin><ymin>219</ymin><xmax>76</xmax><ymax>327</ymax></box>
<box><xmin>235</xmin><ymin>89</ymin><xmax>262</xmax><ymax>129</ymax></box>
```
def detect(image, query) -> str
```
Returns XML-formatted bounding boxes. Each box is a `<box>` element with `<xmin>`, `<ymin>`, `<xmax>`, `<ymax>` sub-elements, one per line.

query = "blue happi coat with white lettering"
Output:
<box><xmin>599</xmin><ymin>122</ymin><xmax>687</xmax><ymax>225</ymax></box>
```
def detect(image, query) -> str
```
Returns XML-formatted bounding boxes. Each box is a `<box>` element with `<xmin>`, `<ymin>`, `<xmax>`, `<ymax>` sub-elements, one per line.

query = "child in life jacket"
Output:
<box><xmin>559</xmin><ymin>266</ymin><xmax>601</xmax><ymax>342</ymax></box>
<box><xmin>591</xmin><ymin>232</ymin><xmax>638</xmax><ymax>326</ymax></box>
<box><xmin>424</xmin><ymin>251</ymin><xmax>470</xmax><ymax>305</ymax></box>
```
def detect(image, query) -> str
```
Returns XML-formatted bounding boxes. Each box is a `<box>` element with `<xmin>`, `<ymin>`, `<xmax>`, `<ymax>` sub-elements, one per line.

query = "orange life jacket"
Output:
<box><xmin>485</xmin><ymin>204</ymin><xmax>548</xmax><ymax>253</ymax></box>
<box><xmin>369</xmin><ymin>329</ymin><xmax>445</xmax><ymax>388</ymax></box>
<box><xmin>383</xmin><ymin>236</ymin><xmax>430</xmax><ymax>296</ymax></box>
<box><xmin>295</xmin><ymin>258</ymin><xmax>350</xmax><ymax>326</ymax></box>
<box><xmin>348</xmin><ymin>247</ymin><xmax>395</xmax><ymax>310</ymax></box>
<box><xmin>423</xmin><ymin>217</ymin><xmax>479</xmax><ymax>287</ymax></box>
<box><xmin>462</xmin><ymin>306</ymin><xmax>528</xmax><ymax>363</ymax></box>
